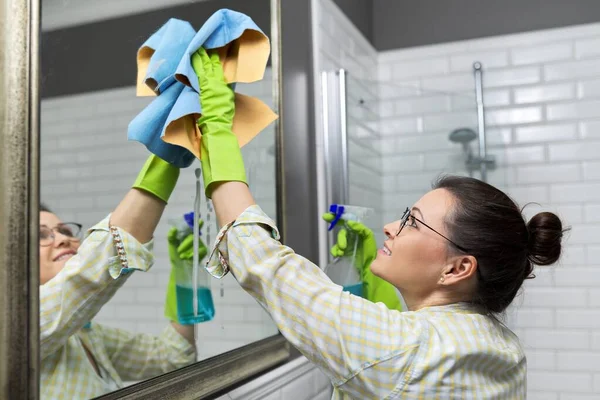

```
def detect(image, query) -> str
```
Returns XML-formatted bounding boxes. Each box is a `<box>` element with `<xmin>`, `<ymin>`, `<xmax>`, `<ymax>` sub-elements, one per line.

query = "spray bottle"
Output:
<box><xmin>323</xmin><ymin>204</ymin><xmax>373</xmax><ymax>297</ymax></box>
<box><xmin>169</xmin><ymin>168</ymin><xmax>215</xmax><ymax>327</ymax></box>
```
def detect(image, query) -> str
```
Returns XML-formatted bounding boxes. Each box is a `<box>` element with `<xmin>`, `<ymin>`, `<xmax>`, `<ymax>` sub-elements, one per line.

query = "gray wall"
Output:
<box><xmin>334</xmin><ymin>0</ymin><xmax>600</xmax><ymax>51</ymax></box>
<box><xmin>373</xmin><ymin>0</ymin><xmax>600</xmax><ymax>51</ymax></box>
<box><xmin>44</xmin><ymin>0</ymin><xmax>600</xmax><ymax>96</ymax></box>
<box><xmin>332</xmin><ymin>0</ymin><xmax>373</xmax><ymax>43</ymax></box>
<box><xmin>41</xmin><ymin>0</ymin><xmax>270</xmax><ymax>98</ymax></box>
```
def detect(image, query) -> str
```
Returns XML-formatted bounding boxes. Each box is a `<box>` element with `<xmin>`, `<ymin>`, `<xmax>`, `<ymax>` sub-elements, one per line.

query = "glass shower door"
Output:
<box><xmin>321</xmin><ymin>65</ymin><xmax>508</xmax><ymax>307</ymax></box>
<box><xmin>326</xmin><ymin>69</ymin><xmax>495</xmax><ymax>243</ymax></box>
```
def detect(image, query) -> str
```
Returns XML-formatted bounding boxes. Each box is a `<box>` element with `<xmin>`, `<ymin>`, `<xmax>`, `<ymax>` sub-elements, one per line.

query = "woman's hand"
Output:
<box><xmin>322</xmin><ymin>213</ymin><xmax>378</xmax><ymax>268</ymax></box>
<box><xmin>192</xmin><ymin>47</ymin><xmax>247</xmax><ymax>198</ymax></box>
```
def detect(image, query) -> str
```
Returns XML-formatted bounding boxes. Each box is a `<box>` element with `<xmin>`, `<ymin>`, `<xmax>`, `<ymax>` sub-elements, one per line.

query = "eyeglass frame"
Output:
<box><xmin>39</xmin><ymin>222</ymin><xmax>83</xmax><ymax>247</ymax></box>
<box><xmin>396</xmin><ymin>207</ymin><xmax>469</xmax><ymax>253</ymax></box>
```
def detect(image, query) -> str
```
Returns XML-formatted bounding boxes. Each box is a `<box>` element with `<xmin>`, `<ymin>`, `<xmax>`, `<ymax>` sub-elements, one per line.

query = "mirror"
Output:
<box><xmin>40</xmin><ymin>0</ymin><xmax>279</xmax><ymax>396</ymax></box>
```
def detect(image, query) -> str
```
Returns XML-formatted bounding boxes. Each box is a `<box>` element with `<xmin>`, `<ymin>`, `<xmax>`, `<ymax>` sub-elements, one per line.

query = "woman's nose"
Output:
<box><xmin>383</xmin><ymin>221</ymin><xmax>397</xmax><ymax>239</ymax></box>
<box><xmin>53</xmin><ymin>231</ymin><xmax>71</xmax><ymax>247</ymax></box>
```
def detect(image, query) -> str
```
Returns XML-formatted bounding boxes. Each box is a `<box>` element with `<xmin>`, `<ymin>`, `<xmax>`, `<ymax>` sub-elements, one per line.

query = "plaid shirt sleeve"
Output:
<box><xmin>93</xmin><ymin>322</ymin><xmax>196</xmax><ymax>381</ymax></box>
<box><xmin>205</xmin><ymin>205</ymin><xmax>423</xmax><ymax>398</ymax></box>
<box><xmin>40</xmin><ymin>215</ymin><xmax>154</xmax><ymax>361</ymax></box>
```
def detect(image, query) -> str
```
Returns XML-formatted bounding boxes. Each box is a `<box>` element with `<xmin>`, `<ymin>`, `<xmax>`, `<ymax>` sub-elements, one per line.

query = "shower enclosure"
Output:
<box><xmin>321</xmin><ymin>62</ymin><xmax>504</xmax><ymax>252</ymax></box>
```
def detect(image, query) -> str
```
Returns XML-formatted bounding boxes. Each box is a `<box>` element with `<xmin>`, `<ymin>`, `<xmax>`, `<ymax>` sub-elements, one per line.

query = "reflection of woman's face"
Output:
<box><xmin>39</xmin><ymin>211</ymin><xmax>81</xmax><ymax>285</ymax></box>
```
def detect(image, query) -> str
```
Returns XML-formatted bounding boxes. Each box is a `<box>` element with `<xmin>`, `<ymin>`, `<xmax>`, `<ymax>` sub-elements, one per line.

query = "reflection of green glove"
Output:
<box><xmin>191</xmin><ymin>47</ymin><xmax>246</xmax><ymax>198</ymax></box>
<box><xmin>322</xmin><ymin>213</ymin><xmax>402</xmax><ymax>311</ymax></box>
<box><xmin>164</xmin><ymin>220</ymin><xmax>208</xmax><ymax>323</ymax></box>
<box><xmin>132</xmin><ymin>154</ymin><xmax>180</xmax><ymax>203</ymax></box>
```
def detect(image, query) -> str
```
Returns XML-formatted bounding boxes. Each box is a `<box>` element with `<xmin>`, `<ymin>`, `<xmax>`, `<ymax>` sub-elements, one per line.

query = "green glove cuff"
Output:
<box><xmin>164</xmin><ymin>268</ymin><xmax>178</xmax><ymax>322</ymax></box>
<box><xmin>200</xmin><ymin>126</ymin><xmax>247</xmax><ymax>198</ymax></box>
<box><xmin>133</xmin><ymin>154</ymin><xmax>180</xmax><ymax>203</ymax></box>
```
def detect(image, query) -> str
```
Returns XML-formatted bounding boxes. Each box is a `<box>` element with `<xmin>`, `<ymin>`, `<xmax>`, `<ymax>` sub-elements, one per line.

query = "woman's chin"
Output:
<box><xmin>369</xmin><ymin>260</ymin><xmax>381</xmax><ymax>276</ymax></box>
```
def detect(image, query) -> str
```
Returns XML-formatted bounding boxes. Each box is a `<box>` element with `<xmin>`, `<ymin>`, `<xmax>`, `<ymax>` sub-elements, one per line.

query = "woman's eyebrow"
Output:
<box><xmin>411</xmin><ymin>206</ymin><xmax>424</xmax><ymax>221</ymax></box>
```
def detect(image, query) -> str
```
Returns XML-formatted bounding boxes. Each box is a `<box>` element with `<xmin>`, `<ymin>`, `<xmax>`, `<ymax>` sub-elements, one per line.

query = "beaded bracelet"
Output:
<box><xmin>109</xmin><ymin>225</ymin><xmax>128</xmax><ymax>269</ymax></box>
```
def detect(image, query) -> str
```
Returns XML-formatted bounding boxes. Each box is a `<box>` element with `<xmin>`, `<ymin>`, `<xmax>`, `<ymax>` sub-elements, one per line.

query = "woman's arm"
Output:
<box><xmin>111</xmin><ymin>153</ymin><xmax>180</xmax><ymax>243</ymax></box>
<box><xmin>211</xmin><ymin>181</ymin><xmax>255</xmax><ymax>226</ymax></box>
<box><xmin>110</xmin><ymin>189</ymin><xmax>165</xmax><ymax>244</ymax></box>
<box><xmin>170</xmin><ymin>322</ymin><xmax>195</xmax><ymax>345</ymax></box>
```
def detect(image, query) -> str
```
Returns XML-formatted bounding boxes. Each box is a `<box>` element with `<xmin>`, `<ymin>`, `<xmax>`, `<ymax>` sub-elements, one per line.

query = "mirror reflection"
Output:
<box><xmin>39</xmin><ymin>0</ymin><xmax>278</xmax><ymax>397</ymax></box>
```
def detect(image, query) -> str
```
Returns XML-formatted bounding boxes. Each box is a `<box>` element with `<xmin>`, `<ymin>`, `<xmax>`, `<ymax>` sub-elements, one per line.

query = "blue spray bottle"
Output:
<box><xmin>324</xmin><ymin>204</ymin><xmax>374</xmax><ymax>297</ymax></box>
<box><xmin>170</xmin><ymin>169</ymin><xmax>215</xmax><ymax>325</ymax></box>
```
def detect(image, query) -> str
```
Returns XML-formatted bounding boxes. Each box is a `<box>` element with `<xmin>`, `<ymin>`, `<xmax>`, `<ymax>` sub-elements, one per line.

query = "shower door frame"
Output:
<box><xmin>322</xmin><ymin>68</ymin><xmax>350</xmax><ymax>258</ymax></box>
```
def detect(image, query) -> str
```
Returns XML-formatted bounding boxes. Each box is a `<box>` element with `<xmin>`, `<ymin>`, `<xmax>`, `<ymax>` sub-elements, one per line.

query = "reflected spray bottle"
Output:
<box><xmin>170</xmin><ymin>169</ymin><xmax>215</xmax><ymax>327</ymax></box>
<box><xmin>323</xmin><ymin>204</ymin><xmax>373</xmax><ymax>297</ymax></box>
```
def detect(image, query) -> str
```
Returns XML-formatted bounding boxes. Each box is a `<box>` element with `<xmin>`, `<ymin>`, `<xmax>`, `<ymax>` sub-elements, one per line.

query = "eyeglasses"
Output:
<box><xmin>40</xmin><ymin>223</ymin><xmax>83</xmax><ymax>247</ymax></box>
<box><xmin>396</xmin><ymin>208</ymin><xmax>469</xmax><ymax>253</ymax></box>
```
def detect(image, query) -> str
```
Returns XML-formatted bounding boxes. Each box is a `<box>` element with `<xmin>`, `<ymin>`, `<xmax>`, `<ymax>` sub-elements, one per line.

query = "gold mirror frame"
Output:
<box><xmin>0</xmin><ymin>0</ymin><xmax>293</xmax><ymax>398</ymax></box>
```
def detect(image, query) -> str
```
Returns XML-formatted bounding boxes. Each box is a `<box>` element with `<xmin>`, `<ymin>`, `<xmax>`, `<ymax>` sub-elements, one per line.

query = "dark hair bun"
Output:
<box><xmin>527</xmin><ymin>212</ymin><xmax>564</xmax><ymax>266</ymax></box>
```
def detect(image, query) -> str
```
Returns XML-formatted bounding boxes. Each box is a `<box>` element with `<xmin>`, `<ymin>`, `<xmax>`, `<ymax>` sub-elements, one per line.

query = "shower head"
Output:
<box><xmin>449</xmin><ymin>128</ymin><xmax>477</xmax><ymax>162</ymax></box>
<box><xmin>449</xmin><ymin>128</ymin><xmax>477</xmax><ymax>144</ymax></box>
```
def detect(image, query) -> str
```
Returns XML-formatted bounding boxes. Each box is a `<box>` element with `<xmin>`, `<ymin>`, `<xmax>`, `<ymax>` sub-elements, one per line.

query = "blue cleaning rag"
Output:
<box><xmin>128</xmin><ymin>9</ymin><xmax>276</xmax><ymax>168</ymax></box>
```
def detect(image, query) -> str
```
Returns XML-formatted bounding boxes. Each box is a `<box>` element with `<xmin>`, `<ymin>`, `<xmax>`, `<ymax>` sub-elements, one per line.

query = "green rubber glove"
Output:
<box><xmin>132</xmin><ymin>154</ymin><xmax>180</xmax><ymax>203</ymax></box>
<box><xmin>164</xmin><ymin>220</ymin><xmax>208</xmax><ymax>323</ymax></box>
<box><xmin>191</xmin><ymin>47</ymin><xmax>247</xmax><ymax>198</ymax></box>
<box><xmin>322</xmin><ymin>213</ymin><xmax>403</xmax><ymax>311</ymax></box>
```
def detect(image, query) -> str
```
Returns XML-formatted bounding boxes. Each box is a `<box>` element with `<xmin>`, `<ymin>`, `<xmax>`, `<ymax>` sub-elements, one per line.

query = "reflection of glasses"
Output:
<box><xmin>40</xmin><ymin>223</ymin><xmax>83</xmax><ymax>247</ymax></box>
<box><xmin>396</xmin><ymin>208</ymin><xmax>469</xmax><ymax>253</ymax></box>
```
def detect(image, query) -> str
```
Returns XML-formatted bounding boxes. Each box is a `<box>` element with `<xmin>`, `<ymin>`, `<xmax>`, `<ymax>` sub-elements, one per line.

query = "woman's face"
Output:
<box><xmin>370</xmin><ymin>188</ymin><xmax>458</xmax><ymax>299</ymax></box>
<box><xmin>39</xmin><ymin>211</ymin><xmax>81</xmax><ymax>285</ymax></box>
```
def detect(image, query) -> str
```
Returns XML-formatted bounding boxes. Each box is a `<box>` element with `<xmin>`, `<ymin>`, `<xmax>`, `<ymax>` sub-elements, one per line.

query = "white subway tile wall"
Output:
<box><xmin>40</xmin><ymin>71</ymin><xmax>280</xmax><ymax>362</ymax></box>
<box><xmin>316</xmin><ymin>0</ymin><xmax>383</xmax><ymax>243</ymax></box>
<box><xmin>316</xmin><ymin>0</ymin><xmax>600</xmax><ymax>396</ymax></box>
<box><xmin>374</xmin><ymin>22</ymin><xmax>600</xmax><ymax>399</ymax></box>
<box><xmin>217</xmin><ymin>356</ymin><xmax>333</xmax><ymax>400</ymax></box>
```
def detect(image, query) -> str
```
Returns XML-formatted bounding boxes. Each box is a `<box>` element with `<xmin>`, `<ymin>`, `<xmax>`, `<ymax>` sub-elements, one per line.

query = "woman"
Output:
<box><xmin>192</xmin><ymin>48</ymin><xmax>565</xmax><ymax>398</ymax></box>
<box><xmin>40</xmin><ymin>155</ymin><xmax>198</xmax><ymax>399</ymax></box>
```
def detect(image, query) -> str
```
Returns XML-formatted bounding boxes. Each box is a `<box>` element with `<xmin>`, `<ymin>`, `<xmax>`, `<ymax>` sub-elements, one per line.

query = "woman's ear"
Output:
<box><xmin>440</xmin><ymin>255</ymin><xmax>478</xmax><ymax>285</ymax></box>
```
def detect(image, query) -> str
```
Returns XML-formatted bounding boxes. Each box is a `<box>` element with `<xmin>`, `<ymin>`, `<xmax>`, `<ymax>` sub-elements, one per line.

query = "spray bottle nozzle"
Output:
<box><xmin>328</xmin><ymin>204</ymin><xmax>345</xmax><ymax>231</ymax></box>
<box><xmin>183</xmin><ymin>211</ymin><xmax>202</xmax><ymax>235</ymax></box>
<box><xmin>327</xmin><ymin>204</ymin><xmax>373</xmax><ymax>231</ymax></box>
